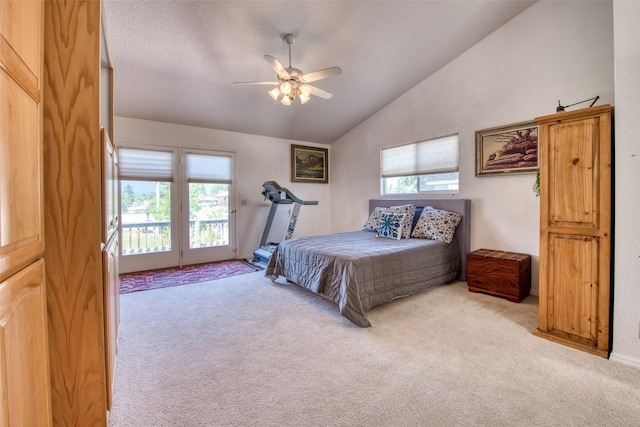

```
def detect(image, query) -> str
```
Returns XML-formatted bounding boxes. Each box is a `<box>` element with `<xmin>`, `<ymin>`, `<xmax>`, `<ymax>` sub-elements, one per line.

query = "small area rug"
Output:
<box><xmin>119</xmin><ymin>260</ymin><xmax>262</xmax><ymax>294</ymax></box>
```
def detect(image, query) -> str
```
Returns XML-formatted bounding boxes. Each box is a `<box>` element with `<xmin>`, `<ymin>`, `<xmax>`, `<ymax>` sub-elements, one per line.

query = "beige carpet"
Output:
<box><xmin>108</xmin><ymin>272</ymin><xmax>640</xmax><ymax>426</ymax></box>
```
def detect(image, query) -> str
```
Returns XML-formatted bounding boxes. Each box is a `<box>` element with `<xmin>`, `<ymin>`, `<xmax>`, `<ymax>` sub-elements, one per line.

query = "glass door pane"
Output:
<box><xmin>181</xmin><ymin>150</ymin><xmax>235</xmax><ymax>265</ymax></box>
<box><xmin>188</xmin><ymin>183</ymin><xmax>229</xmax><ymax>248</ymax></box>
<box><xmin>121</xmin><ymin>180</ymin><xmax>172</xmax><ymax>254</ymax></box>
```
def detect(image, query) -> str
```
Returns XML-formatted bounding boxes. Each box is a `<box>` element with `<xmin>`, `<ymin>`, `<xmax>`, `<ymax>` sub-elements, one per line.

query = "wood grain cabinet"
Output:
<box><xmin>103</xmin><ymin>231</ymin><xmax>120</xmax><ymax>410</ymax></box>
<box><xmin>102</xmin><ymin>128</ymin><xmax>120</xmax><ymax>410</ymax></box>
<box><xmin>0</xmin><ymin>0</ymin><xmax>53</xmax><ymax>424</ymax></box>
<box><xmin>534</xmin><ymin>105</ymin><xmax>613</xmax><ymax>358</ymax></box>
<box><xmin>43</xmin><ymin>0</ymin><xmax>119</xmax><ymax>424</ymax></box>
<box><xmin>0</xmin><ymin>260</ymin><xmax>52</xmax><ymax>426</ymax></box>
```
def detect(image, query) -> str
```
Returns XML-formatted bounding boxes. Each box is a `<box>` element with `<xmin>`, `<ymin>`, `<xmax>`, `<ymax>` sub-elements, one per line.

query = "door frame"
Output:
<box><xmin>180</xmin><ymin>148</ymin><xmax>237</xmax><ymax>266</ymax></box>
<box><xmin>119</xmin><ymin>145</ymin><xmax>180</xmax><ymax>273</ymax></box>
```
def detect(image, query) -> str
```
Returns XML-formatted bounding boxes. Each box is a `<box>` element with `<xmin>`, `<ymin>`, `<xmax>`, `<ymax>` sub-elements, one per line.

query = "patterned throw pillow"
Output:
<box><xmin>410</xmin><ymin>207</ymin><xmax>462</xmax><ymax>244</ymax></box>
<box><xmin>376</xmin><ymin>212</ymin><xmax>407</xmax><ymax>240</ymax></box>
<box><xmin>362</xmin><ymin>207</ymin><xmax>389</xmax><ymax>231</ymax></box>
<box><xmin>388</xmin><ymin>204</ymin><xmax>416</xmax><ymax>239</ymax></box>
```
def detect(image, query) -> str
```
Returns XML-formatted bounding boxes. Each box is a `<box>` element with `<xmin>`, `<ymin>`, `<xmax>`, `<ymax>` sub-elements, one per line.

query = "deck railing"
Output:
<box><xmin>121</xmin><ymin>219</ymin><xmax>229</xmax><ymax>255</ymax></box>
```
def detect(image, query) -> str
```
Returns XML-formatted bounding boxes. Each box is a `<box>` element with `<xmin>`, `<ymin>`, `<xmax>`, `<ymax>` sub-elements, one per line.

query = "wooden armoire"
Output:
<box><xmin>0</xmin><ymin>0</ymin><xmax>52</xmax><ymax>424</ymax></box>
<box><xmin>534</xmin><ymin>104</ymin><xmax>613</xmax><ymax>358</ymax></box>
<box><xmin>2</xmin><ymin>0</ymin><xmax>119</xmax><ymax>425</ymax></box>
<box><xmin>43</xmin><ymin>0</ymin><xmax>120</xmax><ymax>424</ymax></box>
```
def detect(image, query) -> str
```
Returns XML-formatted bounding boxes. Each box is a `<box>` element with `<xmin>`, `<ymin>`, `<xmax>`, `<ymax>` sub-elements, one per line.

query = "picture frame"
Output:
<box><xmin>291</xmin><ymin>144</ymin><xmax>329</xmax><ymax>183</ymax></box>
<box><xmin>475</xmin><ymin>121</ymin><xmax>539</xmax><ymax>176</ymax></box>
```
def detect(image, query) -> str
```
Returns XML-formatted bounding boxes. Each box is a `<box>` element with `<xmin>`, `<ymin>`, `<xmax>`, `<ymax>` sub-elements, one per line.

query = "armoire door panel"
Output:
<box><xmin>0</xmin><ymin>35</ymin><xmax>40</xmax><ymax>101</ymax></box>
<box><xmin>0</xmin><ymin>0</ymin><xmax>41</xmax><ymax>102</ymax></box>
<box><xmin>0</xmin><ymin>68</ymin><xmax>44</xmax><ymax>282</ymax></box>
<box><xmin>0</xmin><ymin>0</ymin><xmax>41</xmax><ymax>79</ymax></box>
<box><xmin>102</xmin><ymin>232</ymin><xmax>119</xmax><ymax>410</ymax></box>
<box><xmin>1</xmin><ymin>0</ymin><xmax>50</xmax><ymax>424</ymax></box>
<box><xmin>0</xmin><ymin>259</ymin><xmax>52</xmax><ymax>426</ymax></box>
<box><xmin>548</xmin><ymin>119</ymin><xmax>599</xmax><ymax>229</ymax></box>
<box><xmin>547</xmin><ymin>234</ymin><xmax>599</xmax><ymax>344</ymax></box>
<box><xmin>101</xmin><ymin>128</ymin><xmax>118</xmax><ymax>243</ymax></box>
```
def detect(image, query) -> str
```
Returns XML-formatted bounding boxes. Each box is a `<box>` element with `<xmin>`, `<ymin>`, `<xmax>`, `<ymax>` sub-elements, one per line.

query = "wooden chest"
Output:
<box><xmin>467</xmin><ymin>249</ymin><xmax>531</xmax><ymax>303</ymax></box>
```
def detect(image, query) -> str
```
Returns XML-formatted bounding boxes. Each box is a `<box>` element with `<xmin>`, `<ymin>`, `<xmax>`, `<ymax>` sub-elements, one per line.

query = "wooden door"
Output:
<box><xmin>0</xmin><ymin>0</ymin><xmax>45</xmax><ymax>283</ymax></box>
<box><xmin>103</xmin><ymin>233</ymin><xmax>119</xmax><ymax>410</ymax></box>
<box><xmin>0</xmin><ymin>0</ymin><xmax>52</xmax><ymax>424</ymax></box>
<box><xmin>0</xmin><ymin>260</ymin><xmax>52</xmax><ymax>426</ymax></box>
<box><xmin>535</xmin><ymin>105</ymin><xmax>612</xmax><ymax>357</ymax></box>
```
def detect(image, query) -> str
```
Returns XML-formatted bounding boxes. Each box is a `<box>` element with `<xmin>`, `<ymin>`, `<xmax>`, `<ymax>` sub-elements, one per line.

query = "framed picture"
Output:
<box><xmin>475</xmin><ymin>121</ymin><xmax>539</xmax><ymax>176</ymax></box>
<box><xmin>291</xmin><ymin>144</ymin><xmax>329</xmax><ymax>183</ymax></box>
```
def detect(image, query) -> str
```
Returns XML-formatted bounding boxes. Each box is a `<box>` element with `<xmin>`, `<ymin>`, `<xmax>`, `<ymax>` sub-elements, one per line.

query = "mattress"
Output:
<box><xmin>266</xmin><ymin>230</ymin><xmax>460</xmax><ymax>327</ymax></box>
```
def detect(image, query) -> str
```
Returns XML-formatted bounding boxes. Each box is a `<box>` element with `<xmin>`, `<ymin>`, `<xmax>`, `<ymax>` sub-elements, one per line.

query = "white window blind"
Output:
<box><xmin>186</xmin><ymin>153</ymin><xmax>232</xmax><ymax>184</ymax></box>
<box><xmin>118</xmin><ymin>148</ymin><xmax>174</xmax><ymax>182</ymax></box>
<box><xmin>381</xmin><ymin>134</ymin><xmax>459</xmax><ymax>178</ymax></box>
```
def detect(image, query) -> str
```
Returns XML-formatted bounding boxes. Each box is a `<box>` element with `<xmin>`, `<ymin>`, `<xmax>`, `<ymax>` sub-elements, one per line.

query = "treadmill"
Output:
<box><xmin>252</xmin><ymin>181</ymin><xmax>318</xmax><ymax>266</ymax></box>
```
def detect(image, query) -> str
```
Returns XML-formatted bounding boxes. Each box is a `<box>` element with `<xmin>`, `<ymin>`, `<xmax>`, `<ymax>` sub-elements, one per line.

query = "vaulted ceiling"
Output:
<box><xmin>104</xmin><ymin>1</ymin><xmax>536</xmax><ymax>144</ymax></box>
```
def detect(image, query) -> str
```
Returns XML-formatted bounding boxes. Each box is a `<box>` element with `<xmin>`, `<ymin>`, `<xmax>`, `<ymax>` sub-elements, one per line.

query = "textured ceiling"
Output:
<box><xmin>103</xmin><ymin>1</ymin><xmax>536</xmax><ymax>144</ymax></box>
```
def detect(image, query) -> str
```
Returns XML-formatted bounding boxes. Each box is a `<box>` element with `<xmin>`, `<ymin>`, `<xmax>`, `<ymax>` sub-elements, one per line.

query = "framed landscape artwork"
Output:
<box><xmin>291</xmin><ymin>144</ymin><xmax>328</xmax><ymax>183</ymax></box>
<box><xmin>475</xmin><ymin>121</ymin><xmax>539</xmax><ymax>176</ymax></box>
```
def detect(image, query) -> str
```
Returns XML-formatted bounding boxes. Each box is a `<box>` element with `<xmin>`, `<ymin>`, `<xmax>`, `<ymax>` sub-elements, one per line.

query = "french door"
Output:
<box><xmin>119</xmin><ymin>147</ymin><xmax>235</xmax><ymax>273</ymax></box>
<box><xmin>181</xmin><ymin>149</ymin><xmax>236</xmax><ymax>265</ymax></box>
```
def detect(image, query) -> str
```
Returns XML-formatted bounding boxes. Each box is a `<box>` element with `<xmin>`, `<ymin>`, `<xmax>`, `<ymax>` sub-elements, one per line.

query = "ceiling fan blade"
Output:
<box><xmin>264</xmin><ymin>55</ymin><xmax>290</xmax><ymax>78</ymax></box>
<box><xmin>301</xmin><ymin>66</ymin><xmax>342</xmax><ymax>83</ymax></box>
<box><xmin>309</xmin><ymin>85</ymin><xmax>333</xmax><ymax>100</ymax></box>
<box><xmin>233</xmin><ymin>81</ymin><xmax>279</xmax><ymax>85</ymax></box>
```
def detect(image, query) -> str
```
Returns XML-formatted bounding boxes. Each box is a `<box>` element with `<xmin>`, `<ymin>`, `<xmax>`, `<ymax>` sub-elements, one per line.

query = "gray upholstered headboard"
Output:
<box><xmin>368</xmin><ymin>198</ymin><xmax>471</xmax><ymax>281</ymax></box>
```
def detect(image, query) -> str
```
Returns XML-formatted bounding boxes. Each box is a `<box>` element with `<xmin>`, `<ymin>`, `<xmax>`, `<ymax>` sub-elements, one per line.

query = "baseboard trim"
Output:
<box><xmin>609</xmin><ymin>352</ymin><xmax>640</xmax><ymax>371</ymax></box>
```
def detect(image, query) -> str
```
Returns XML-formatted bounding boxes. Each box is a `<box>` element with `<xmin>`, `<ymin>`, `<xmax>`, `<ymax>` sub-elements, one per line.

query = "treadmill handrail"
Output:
<box><xmin>261</xmin><ymin>181</ymin><xmax>318</xmax><ymax>205</ymax></box>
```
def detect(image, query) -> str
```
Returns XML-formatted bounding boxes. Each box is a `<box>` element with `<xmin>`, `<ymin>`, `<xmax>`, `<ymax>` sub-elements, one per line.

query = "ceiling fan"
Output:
<box><xmin>234</xmin><ymin>33</ymin><xmax>342</xmax><ymax>106</ymax></box>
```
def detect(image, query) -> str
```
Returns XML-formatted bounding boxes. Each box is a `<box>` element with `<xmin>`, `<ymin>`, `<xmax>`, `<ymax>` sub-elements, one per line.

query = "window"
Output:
<box><xmin>381</xmin><ymin>134</ymin><xmax>459</xmax><ymax>194</ymax></box>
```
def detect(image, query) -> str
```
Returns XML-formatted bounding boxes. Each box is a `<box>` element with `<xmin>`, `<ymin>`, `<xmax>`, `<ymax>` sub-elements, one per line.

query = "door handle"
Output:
<box><xmin>230</xmin><ymin>209</ymin><xmax>236</xmax><ymax>214</ymax></box>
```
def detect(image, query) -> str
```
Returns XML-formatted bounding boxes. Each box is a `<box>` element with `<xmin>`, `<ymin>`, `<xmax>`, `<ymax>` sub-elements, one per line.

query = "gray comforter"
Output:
<box><xmin>265</xmin><ymin>231</ymin><xmax>460</xmax><ymax>327</ymax></box>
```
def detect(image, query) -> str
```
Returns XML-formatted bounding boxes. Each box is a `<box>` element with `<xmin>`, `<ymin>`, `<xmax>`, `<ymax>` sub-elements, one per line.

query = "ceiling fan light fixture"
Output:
<box><xmin>280</xmin><ymin>81</ymin><xmax>293</xmax><ymax>95</ymax></box>
<box><xmin>299</xmin><ymin>93</ymin><xmax>310</xmax><ymax>104</ymax></box>
<box><xmin>235</xmin><ymin>33</ymin><xmax>341</xmax><ymax>107</ymax></box>
<box><xmin>268</xmin><ymin>87</ymin><xmax>281</xmax><ymax>101</ymax></box>
<box><xmin>299</xmin><ymin>84</ymin><xmax>312</xmax><ymax>97</ymax></box>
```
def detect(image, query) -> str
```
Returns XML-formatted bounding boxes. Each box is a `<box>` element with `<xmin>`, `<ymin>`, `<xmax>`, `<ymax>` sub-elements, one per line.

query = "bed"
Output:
<box><xmin>265</xmin><ymin>198</ymin><xmax>471</xmax><ymax>327</ymax></box>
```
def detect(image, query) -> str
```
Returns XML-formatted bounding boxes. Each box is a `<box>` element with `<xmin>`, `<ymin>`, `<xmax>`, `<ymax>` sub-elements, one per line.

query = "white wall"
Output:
<box><xmin>611</xmin><ymin>0</ymin><xmax>640</xmax><ymax>369</ymax></box>
<box><xmin>115</xmin><ymin>117</ymin><xmax>331</xmax><ymax>260</ymax></box>
<box><xmin>330</xmin><ymin>0</ymin><xmax>614</xmax><ymax>298</ymax></box>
